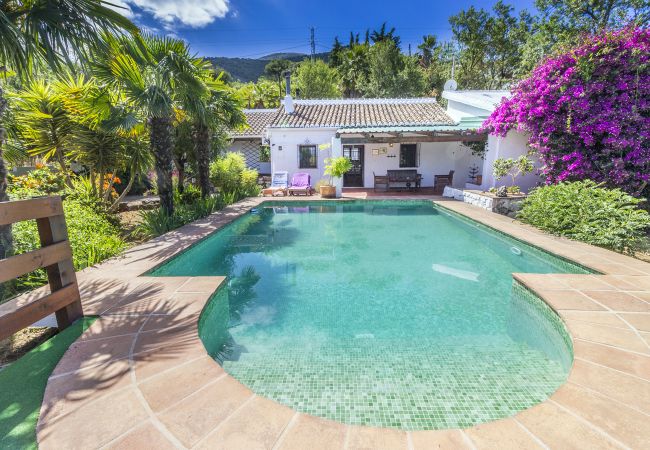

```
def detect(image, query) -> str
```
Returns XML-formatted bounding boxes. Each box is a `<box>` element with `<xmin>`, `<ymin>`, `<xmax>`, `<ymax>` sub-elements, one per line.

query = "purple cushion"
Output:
<box><xmin>289</xmin><ymin>173</ymin><xmax>311</xmax><ymax>188</ymax></box>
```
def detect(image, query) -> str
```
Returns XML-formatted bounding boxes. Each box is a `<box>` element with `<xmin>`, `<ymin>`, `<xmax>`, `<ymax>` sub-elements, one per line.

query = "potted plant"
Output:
<box><xmin>490</xmin><ymin>155</ymin><xmax>534</xmax><ymax>197</ymax></box>
<box><xmin>321</xmin><ymin>156</ymin><xmax>352</xmax><ymax>198</ymax></box>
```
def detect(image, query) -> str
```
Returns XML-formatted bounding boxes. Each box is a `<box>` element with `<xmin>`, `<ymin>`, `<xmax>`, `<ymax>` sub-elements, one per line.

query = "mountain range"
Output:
<box><xmin>206</xmin><ymin>52</ymin><xmax>330</xmax><ymax>83</ymax></box>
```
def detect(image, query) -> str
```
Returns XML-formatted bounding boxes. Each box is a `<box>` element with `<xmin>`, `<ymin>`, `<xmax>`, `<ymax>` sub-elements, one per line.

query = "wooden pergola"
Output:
<box><xmin>335</xmin><ymin>117</ymin><xmax>488</xmax><ymax>145</ymax></box>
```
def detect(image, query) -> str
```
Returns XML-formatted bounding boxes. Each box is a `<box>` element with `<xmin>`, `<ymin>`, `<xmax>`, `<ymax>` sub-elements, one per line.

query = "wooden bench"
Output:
<box><xmin>386</xmin><ymin>170</ymin><xmax>422</xmax><ymax>191</ymax></box>
<box><xmin>0</xmin><ymin>196</ymin><xmax>82</xmax><ymax>341</ymax></box>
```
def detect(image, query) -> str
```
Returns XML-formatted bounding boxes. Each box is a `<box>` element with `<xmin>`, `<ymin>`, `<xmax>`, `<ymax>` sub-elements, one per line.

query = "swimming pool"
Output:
<box><xmin>152</xmin><ymin>201</ymin><xmax>588</xmax><ymax>430</ymax></box>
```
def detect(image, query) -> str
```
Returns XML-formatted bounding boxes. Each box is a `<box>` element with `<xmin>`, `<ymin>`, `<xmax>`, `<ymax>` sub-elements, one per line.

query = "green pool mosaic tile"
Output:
<box><xmin>162</xmin><ymin>202</ymin><xmax>577</xmax><ymax>430</ymax></box>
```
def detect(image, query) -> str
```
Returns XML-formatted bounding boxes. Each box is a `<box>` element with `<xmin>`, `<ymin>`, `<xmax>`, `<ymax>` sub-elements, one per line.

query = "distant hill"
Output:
<box><xmin>260</xmin><ymin>52</ymin><xmax>307</xmax><ymax>60</ymax></box>
<box><xmin>207</xmin><ymin>52</ymin><xmax>330</xmax><ymax>83</ymax></box>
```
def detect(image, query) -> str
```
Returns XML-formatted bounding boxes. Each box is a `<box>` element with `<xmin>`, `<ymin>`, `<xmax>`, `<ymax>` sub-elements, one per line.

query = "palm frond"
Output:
<box><xmin>2</xmin><ymin>0</ymin><xmax>137</xmax><ymax>78</ymax></box>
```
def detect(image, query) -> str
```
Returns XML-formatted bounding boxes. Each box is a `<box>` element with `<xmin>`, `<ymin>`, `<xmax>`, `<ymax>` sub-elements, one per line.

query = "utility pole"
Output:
<box><xmin>408</xmin><ymin>43</ymin><xmax>412</xmax><ymax>56</ymax></box>
<box><xmin>310</xmin><ymin>26</ymin><xmax>316</xmax><ymax>61</ymax></box>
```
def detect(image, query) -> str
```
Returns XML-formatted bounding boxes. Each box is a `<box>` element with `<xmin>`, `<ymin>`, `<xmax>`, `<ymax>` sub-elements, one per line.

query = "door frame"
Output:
<box><xmin>342</xmin><ymin>144</ymin><xmax>364</xmax><ymax>187</ymax></box>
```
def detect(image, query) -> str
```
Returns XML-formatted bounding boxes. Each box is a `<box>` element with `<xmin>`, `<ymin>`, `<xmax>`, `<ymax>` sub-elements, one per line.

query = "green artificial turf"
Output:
<box><xmin>0</xmin><ymin>317</ymin><xmax>96</xmax><ymax>450</ymax></box>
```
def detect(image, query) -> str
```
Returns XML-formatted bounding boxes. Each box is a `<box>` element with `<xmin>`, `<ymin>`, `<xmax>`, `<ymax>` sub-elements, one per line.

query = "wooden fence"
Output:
<box><xmin>0</xmin><ymin>196</ymin><xmax>82</xmax><ymax>341</ymax></box>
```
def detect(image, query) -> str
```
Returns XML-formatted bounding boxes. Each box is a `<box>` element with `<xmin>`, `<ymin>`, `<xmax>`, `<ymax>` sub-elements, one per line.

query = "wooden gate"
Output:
<box><xmin>0</xmin><ymin>196</ymin><xmax>82</xmax><ymax>341</ymax></box>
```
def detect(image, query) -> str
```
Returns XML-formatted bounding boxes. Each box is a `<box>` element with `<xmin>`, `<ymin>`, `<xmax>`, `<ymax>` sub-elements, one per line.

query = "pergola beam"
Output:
<box><xmin>339</xmin><ymin>133</ymin><xmax>487</xmax><ymax>145</ymax></box>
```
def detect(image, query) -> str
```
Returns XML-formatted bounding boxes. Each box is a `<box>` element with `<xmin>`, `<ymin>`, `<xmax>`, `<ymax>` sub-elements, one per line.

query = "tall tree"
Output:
<box><xmin>94</xmin><ymin>35</ymin><xmax>207</xmax><ymax>215</ymax></box>
<box><xmin>418</xmin><ymin>35</ymin><xmax>438</xmax><ymax>68</ymax></box>
<box><xmin>338</xmin><ymin>44</ymin><xmax>370</xmax><ymax>98</ymax></box>
<box><xmin>537</xmin><ymin>0</ymin><xmax>650</xmax><ymax>34</ymax></box>
<box><xmin>370</xmin><ymin>22</ymin><xmax>401</xmax><ymax>47</ymax></box>
<box><xmin>295</xmin><ymin>60</ymin><xmax>341</xmax><ymax>99</ymax></box>
<box><xmin>264</xmin><ymin>59</ymin><xmax>293</xmax><ymax>99</ymax></box>
<box><xmin>361</xmin><ymin>41</ymin><xmax>425</xmax><ymax>98</ymax></box>
<box><xmin>188</xmin><ymin>73</ymin><xmax>245</xmax><ymax>198</ymax></box>
<box><xmin>450</xmin><ymin>1</ymin><xmax>533</xmax><ymax>89</ymax></box>
<box><xmin>0</xmin><ymin>0</ymin><xmax>135</xmax><ymax>266</ymax></box>
<box><xmin>329</xmin><ymin>37</ymin><xmax>345</xmax><ymax>68</ymax></box>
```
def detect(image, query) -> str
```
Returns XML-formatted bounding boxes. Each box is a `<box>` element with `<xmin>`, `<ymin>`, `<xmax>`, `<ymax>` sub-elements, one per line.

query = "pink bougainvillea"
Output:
<box><xmin>481</xmin><ymin>27</ymin><xmax>650</xmax><ymax>196</ymax></box>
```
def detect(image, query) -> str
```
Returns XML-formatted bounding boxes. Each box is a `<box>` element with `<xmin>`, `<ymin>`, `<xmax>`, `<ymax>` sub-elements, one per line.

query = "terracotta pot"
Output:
<box><xmin>319</xmin><ymin>185</ymin><xmax>336</xmax><ymax>198</ymax></box>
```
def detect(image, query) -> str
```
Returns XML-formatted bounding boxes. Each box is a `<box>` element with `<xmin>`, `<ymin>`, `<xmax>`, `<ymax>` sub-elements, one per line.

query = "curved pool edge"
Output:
<box><xmin>35</xmin><ymin>196</ymin><xmax>650</xmax><ymax>449</ymax></box>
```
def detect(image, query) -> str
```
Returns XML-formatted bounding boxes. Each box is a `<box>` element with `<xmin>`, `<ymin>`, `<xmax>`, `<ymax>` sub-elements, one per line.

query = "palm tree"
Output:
<box><xmin>264</xmin><ymin>59</ymin><xmax>293</xmax><ymax>99</ymax></box>
<box><xmin>193</xmin><ymin>80</ymin><xmax>245</xmax><ymax>198</ymax></box>
<box><xmin>94</xmin><ymin>34</ymin><xmax>207</xmax><ymax>215</ymax></box>
<box><xmin>339</xmin><ymin>45</ymin><xmax>370</xmax><ymax>98</ymax></box>
<box><xmin>418</xmin><ymin>35</ymin><xmax>438</xmax><ymax>68</ymax></box>
<box><xmin>182</xmin><ymin>66</ymin><xmax>245</xmax><ymax>199</ymax></box>
<box><xmin>370</xmin><ymin>22</ymin><xmax>401</xmax><ymax>47</ymax></box>
<box><xmin>0</xmin><ymin>0</ymin><xmax>136</xmax><ymax>264</ymax></box>
<box><xmin>56</xmin><ymin>73</ymin><xmax>150</xmax><ymax>206</ymax></box>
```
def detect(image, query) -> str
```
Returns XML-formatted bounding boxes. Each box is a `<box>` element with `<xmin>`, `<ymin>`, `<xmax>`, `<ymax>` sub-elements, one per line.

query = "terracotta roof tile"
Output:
<box><xmin>270</xmin><ymin>98</ymin><xmax>455</xmax><ymax>128</ymax></box>
<box><xmin>230</xmin><ymin>109</ymin><xmax>277</xmax><ymax>137</ymax></box>
<box><xmin>230</xmin><ymin>99</ymin><xmax>456</xmax><ymax>135</ymax></box>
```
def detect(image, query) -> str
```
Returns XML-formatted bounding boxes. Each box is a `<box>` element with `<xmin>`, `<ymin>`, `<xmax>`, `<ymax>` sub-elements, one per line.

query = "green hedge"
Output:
<box><xmin>517</xmin><ymin>180</ymin><xmax>650</xmax><ymax>252</ymax></box>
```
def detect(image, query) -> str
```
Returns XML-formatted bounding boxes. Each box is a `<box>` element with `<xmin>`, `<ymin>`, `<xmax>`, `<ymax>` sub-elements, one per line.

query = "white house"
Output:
<box><xmin>443</xmin><ymin>90</ymin><xmax>542</xmax><ymax>192</ymax></box>
<box><xmin>227</xmin><ymin>88</ymin><xmax>538</xmax><ymax>195</ymax></box>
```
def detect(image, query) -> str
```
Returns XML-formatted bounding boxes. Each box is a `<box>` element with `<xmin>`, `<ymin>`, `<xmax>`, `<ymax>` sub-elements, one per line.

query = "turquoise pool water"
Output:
<box><xmin>152</xmin><ymin>201</ymin><xmax>587</xmax><ymax>430</ymax></box>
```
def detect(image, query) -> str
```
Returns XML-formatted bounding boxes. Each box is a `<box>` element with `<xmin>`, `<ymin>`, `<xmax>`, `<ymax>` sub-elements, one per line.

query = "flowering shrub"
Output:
<box><xmin>7</xmin><ymin>166</ymin><xmax>66</xmax><ymax>199</ymax></box>
<box><xmin>482</xmin><ymin>27</ymin><xmax>650</xmax><ymax>196</ymax></box>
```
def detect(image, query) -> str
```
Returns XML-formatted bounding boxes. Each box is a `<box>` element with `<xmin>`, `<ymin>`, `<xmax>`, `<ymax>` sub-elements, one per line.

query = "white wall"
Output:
<box><xmin>269</xmin><ymin>128</ymin><xmax>485</xmax><ymax>189</ymax></box>
<box><xmin>362</xmin><ymin>142</ymin><xmax>484</xmax><ymax>188</ymax></box>
<box><xmin>269</xmin><ymin>128</ymin><xmax>338</xmax><ymax>184</ymax></box>
<box><xmin>481</xmin><ymin>131</ymin><xmax>542</xmax><ymax>193</ymax></box>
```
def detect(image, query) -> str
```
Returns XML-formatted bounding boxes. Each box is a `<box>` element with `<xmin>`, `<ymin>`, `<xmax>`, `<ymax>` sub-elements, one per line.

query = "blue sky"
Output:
<box><xmin>116</xmin><ymin>0</ymin><xmax>536</xmax><ymax>58</ymax></box>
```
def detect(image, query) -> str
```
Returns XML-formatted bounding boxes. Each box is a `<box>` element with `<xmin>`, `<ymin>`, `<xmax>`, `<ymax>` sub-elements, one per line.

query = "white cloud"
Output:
<box><xmin>105</xmin><ymin>0</ymin><xmax>135</xmax><ymax>18</ymax></box>
<box><xmin>125</xmin><ymin>0</ymin><xmax>230</xmax><ymax>28</ymax></box>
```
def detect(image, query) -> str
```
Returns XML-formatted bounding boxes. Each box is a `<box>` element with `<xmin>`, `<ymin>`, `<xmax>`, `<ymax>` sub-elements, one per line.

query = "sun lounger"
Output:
<box><xmin>287</xmin><ymin>173</ymin><xmax>313</xmax><ymax>196</ymax></box>
<box><xmin>263</xmin><ymin>171</ymin><xmax>288</xmax><ymax>196</ymax></box>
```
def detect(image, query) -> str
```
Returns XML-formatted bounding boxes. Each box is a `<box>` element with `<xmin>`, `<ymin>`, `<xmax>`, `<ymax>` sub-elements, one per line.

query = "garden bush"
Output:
<box><xmin>517</xmin><ymin>181</ymin><xmax>650</xmax><ymax>252</ymax></box>
<box><xmin>209</xmin><ymin>153</ymin><xmax>260</xmax><ymax>200</ymax></box>
<box><xmin>3</xmin><ymin>170</ymin><xmax>128</xmax><ymax>301</ymax></box>
<box><xmin>7</xmin><ymin>198</ymin><xmax>127</xmax><ymax>299</ymax></box>
<box><xmin>7</xmin><ymin>166</ymin><xmax>66</xmax><ymax>199</ymax></box>
<box><xmin>133</xmin><ymin>196</ymin><xmax>224</xmax><ymax>239</ymax></box>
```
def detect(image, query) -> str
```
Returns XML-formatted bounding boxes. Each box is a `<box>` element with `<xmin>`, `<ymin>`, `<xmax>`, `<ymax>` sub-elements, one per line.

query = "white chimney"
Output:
<box><xmin>283</xmin><ymin>70</ymin><xmax>294</xmax><ymax>114</ymax></box>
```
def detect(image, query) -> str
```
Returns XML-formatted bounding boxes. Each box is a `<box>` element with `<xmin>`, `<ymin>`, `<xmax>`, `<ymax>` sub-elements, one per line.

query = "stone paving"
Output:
<box><xmin>34</xmin><ymin>195</ymin><xmax>650</xmax><ymax>449</ymax></box>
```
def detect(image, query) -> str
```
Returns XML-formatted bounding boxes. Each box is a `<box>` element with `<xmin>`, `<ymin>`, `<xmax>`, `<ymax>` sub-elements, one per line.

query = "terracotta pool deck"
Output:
<box><xmin>35</xmin><ymin>196</ymin><xmax>650</xmax><ymax>449</ymax></box>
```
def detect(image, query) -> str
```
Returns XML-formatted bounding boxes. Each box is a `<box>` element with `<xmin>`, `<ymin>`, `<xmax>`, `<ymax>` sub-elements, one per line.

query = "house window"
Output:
<box><xmin>298</xmin><ymin>145</ymin><xmax>317</xmax><ymax>169</ymax></box>
<box><xmin>400</xmin><ymin>144</ymin><xmax>418</xmax><ymax>167</ymax></box>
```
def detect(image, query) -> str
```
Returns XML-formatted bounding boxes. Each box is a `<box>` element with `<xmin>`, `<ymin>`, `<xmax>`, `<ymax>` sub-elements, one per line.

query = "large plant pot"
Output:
<box><xmin>319</xmin><ymin>185</ymin><xmax>336</xmax><ymax>198</ymax></box>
